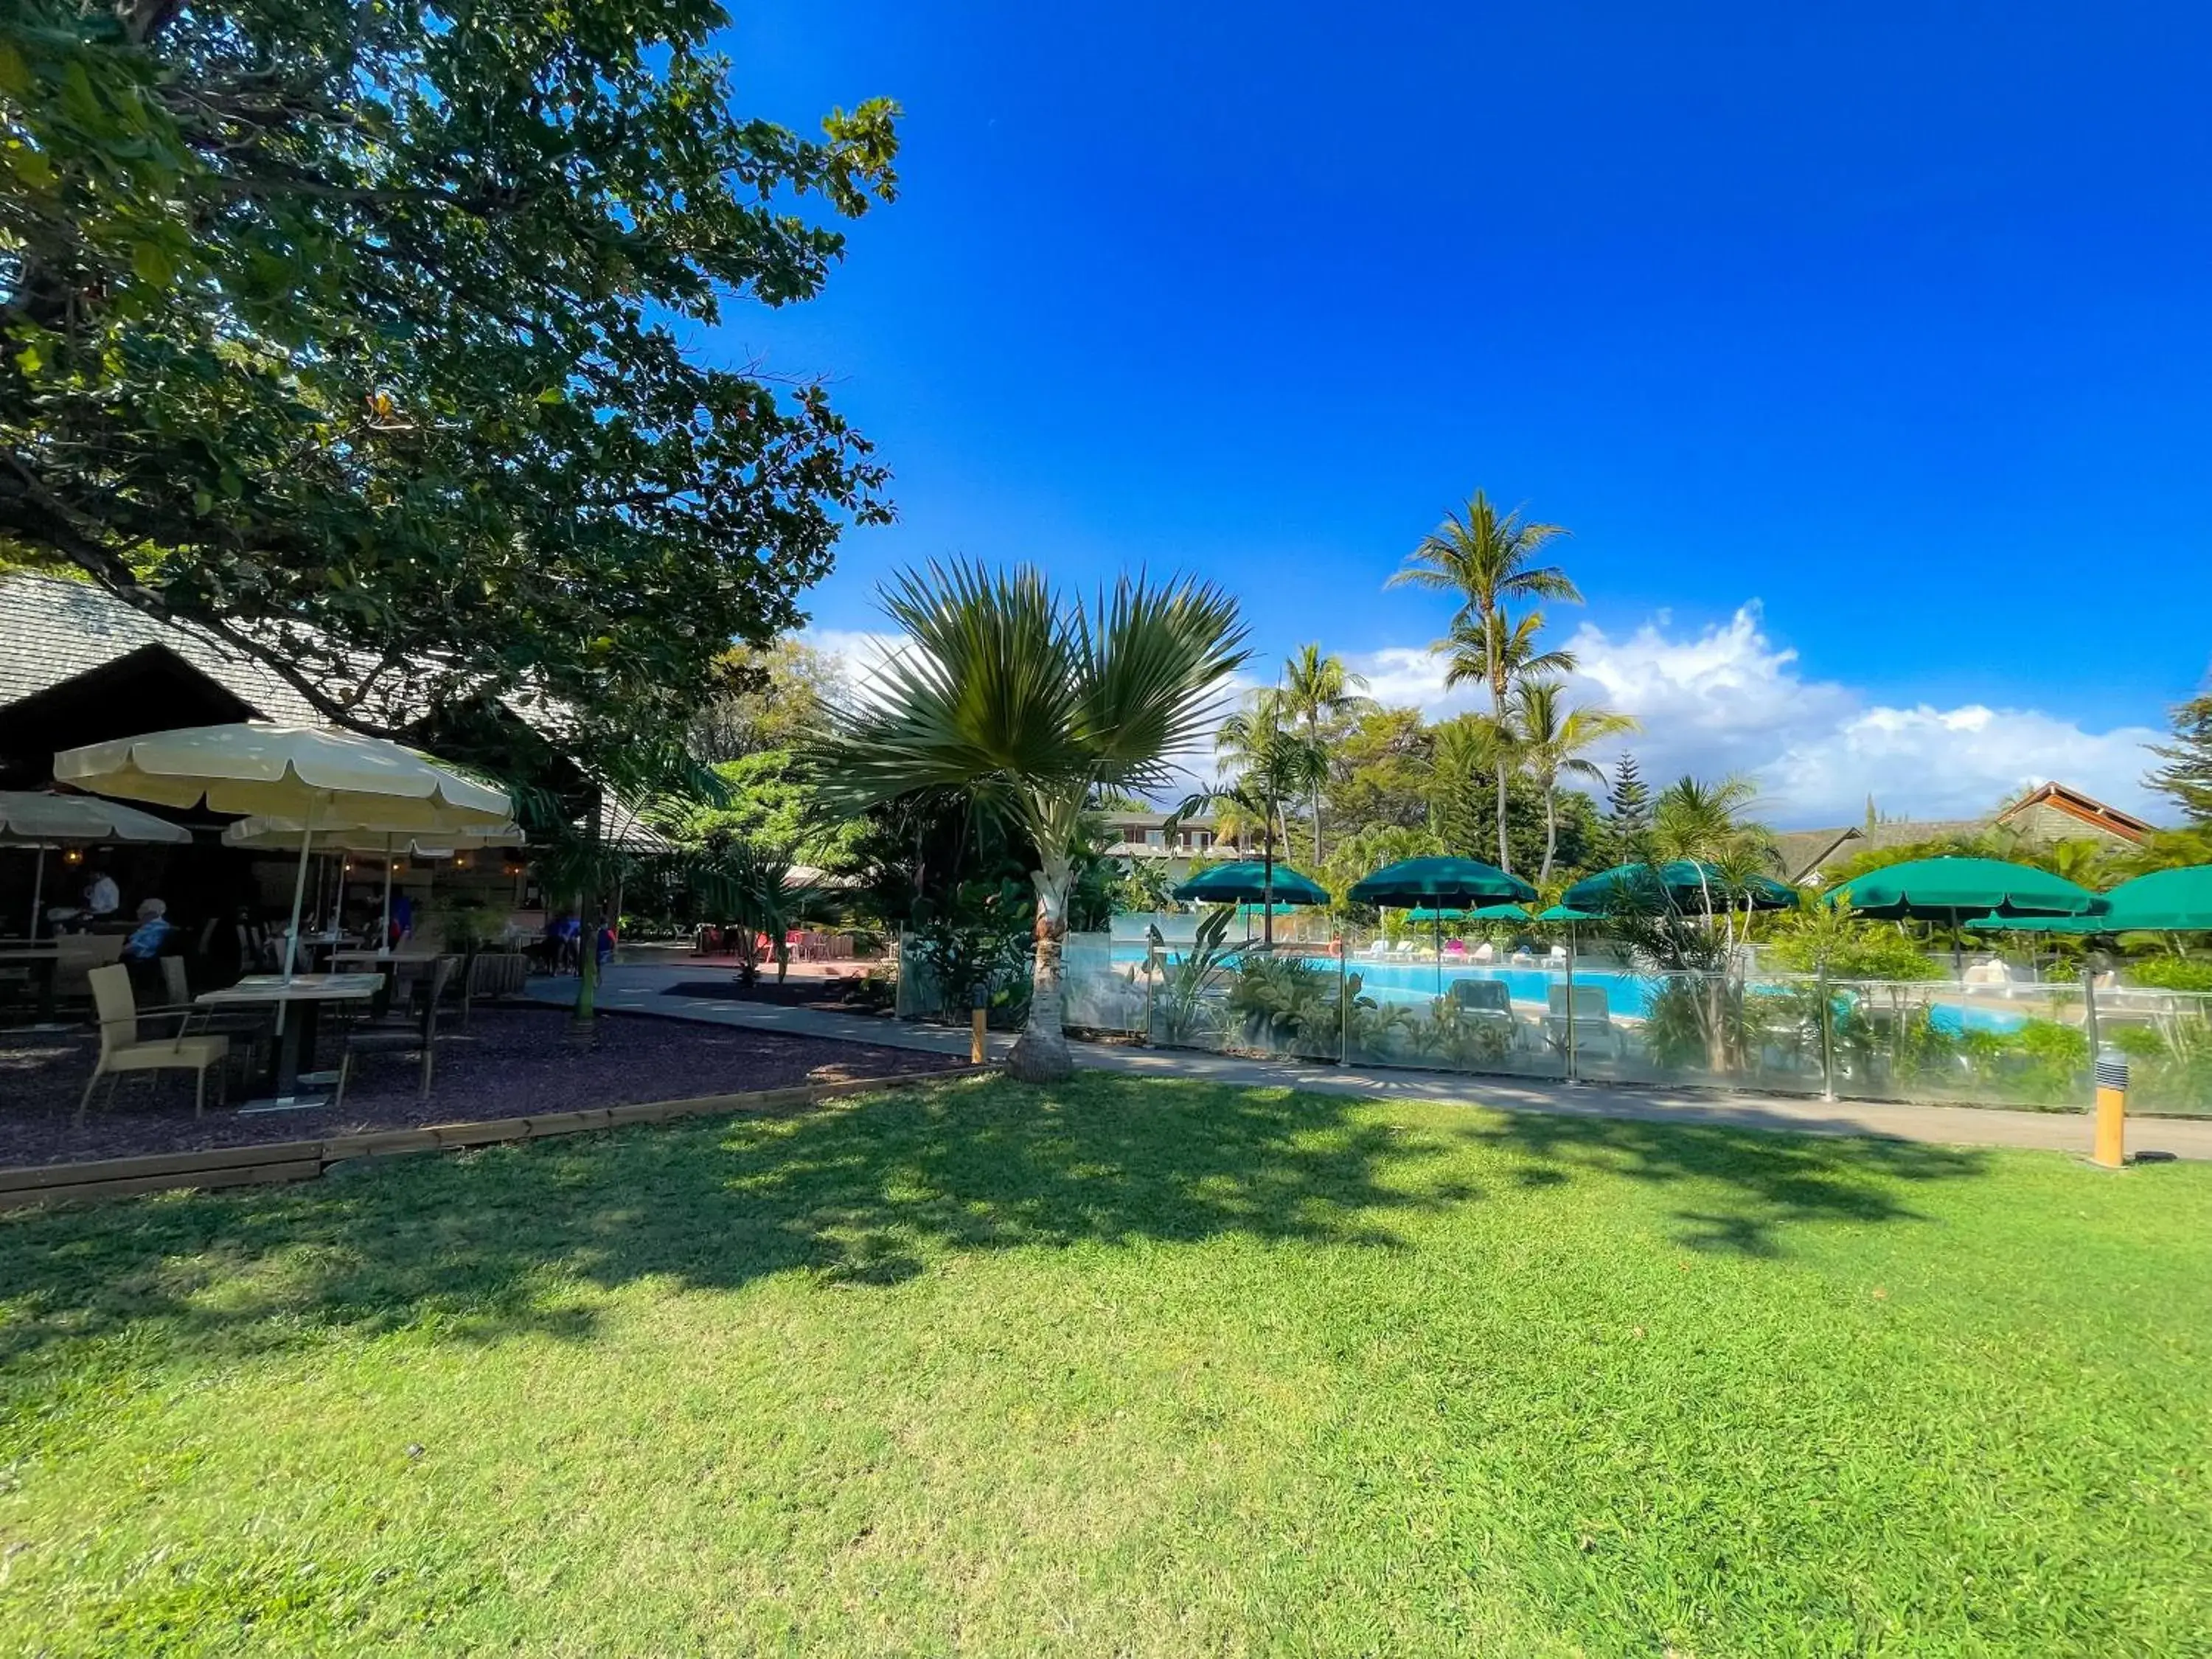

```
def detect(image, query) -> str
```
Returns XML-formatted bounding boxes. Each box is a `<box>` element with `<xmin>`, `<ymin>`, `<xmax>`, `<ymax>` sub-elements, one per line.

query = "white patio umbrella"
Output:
<box><xmin>55</xmin><ymin>724</ymin><xmax>512</xmax><ymax>985</ymax></box>
<box><xmin>221</xmin><ymin>815</ymin><xmax>526</xmax><ymax>951</ymax></box>
<box><xmin>0</xmin><ymin>790</ymin><xmax>192</xmax><ymax>936</ymax></box>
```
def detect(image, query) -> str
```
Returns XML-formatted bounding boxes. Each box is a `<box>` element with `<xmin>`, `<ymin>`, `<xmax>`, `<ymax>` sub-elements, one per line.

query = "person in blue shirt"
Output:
<box><xmin>119</xmin><ymin>899</ymin><xmax>174</xmax><ymax>961</ymax></box>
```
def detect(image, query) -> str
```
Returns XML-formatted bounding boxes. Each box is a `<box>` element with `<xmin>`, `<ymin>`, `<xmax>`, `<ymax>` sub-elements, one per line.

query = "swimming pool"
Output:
<box><xmin>1101</xmin><ymin>945</ymin><xmax>2031</xmax><ymax>1031</ymax></box>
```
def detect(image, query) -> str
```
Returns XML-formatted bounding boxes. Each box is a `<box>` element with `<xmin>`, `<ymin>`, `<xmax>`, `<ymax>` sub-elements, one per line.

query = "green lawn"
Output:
<box><xmin>3</xmin><ymin>1077</ymin><xmax>2207</xmax><ymax>1656</ymax></box>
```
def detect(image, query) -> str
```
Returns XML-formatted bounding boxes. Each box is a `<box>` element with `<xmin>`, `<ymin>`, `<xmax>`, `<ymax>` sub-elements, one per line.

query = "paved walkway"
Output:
<box><xmin>530</xmin><ymin>965</ymin><xmax>2212</xmax><ymax>1161</ymax></box>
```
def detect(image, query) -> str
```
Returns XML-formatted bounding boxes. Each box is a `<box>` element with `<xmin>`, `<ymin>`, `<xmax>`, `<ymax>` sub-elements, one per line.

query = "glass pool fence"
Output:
<box><xmin>905</xmin><ymin>914</ymin><xmax>2212</xmax><ymax>1117</ymax></box>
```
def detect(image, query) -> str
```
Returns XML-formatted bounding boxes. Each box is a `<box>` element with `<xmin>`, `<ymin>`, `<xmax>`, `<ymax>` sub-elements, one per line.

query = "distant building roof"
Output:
<box><xmin>1778</xmin><ymin>782</ymin><xmax>2152</xmax><ymax>884</ymax></box>
<box><xmin>1994</xmin><ymin>781</ymin><xmax>2152</xmax><ymax>844</ymax></box>
<box><xmin>0</xmin><ymin>572</ymin><xmax>321</xmax><ymax>725</ymax></box>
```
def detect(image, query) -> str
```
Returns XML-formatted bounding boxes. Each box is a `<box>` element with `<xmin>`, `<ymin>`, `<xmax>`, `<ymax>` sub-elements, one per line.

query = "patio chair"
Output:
<box><xmin>1470</xmin><ymin>941</ymin><xmax>1496</xmax><ymax>964</ymax></box>
<box><xmin>78</xmin><ymin>963</ymin><xmax>229</xmax><ymax>1122</ymax></box>
<box><xmin>1545</xmin><ymin>984</ymin><xmax>1618</xmax><ymax>1060</ymax></box>
<box><xmin>158</xmin><ymin>957</ymin><xmax>272</xmax><ymax>1087</ymax></box>
<box><xmin>333</xmin><ymin>956</ymin><xmax>456</xmax><ymax>1108</ymax></box>
<box><xmin>1449</xmin><ymin>976</ymin><xmax>1520</xmax><ymax>1046</ymax></box>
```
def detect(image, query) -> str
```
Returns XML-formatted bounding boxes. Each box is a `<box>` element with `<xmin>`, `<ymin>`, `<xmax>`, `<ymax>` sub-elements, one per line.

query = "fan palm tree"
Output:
<box><xmin>1393</xmin><ymin>498</ymin><xmax>1579</xmax><ymax>872</ymax></box>
<box><xmin>1509</xmin><ymin>681</ymin><xmax>1639</xmax><ymax>881</ymax></box>
<box><xmin>826</xmin><ymin>561</ymin><xmax>1248</xmax><ymax>1082</ymax></box>
<box><xmin>1278</xmin><ymin>643</ymin><xmax>1373</xmax><ymax>865</ymax></box>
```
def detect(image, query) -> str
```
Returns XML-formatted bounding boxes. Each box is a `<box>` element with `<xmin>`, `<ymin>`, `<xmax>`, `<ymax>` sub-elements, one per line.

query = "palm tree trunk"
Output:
<box><xmin>1262</xmin><ymin>841</ymin><xmax>1276</xmax><ymax>949</ymax></box>
<box><xmin>1540</xmin><ymin>786</ymin><xmax>1558</xmax><ymax>882</ymax></box>
<box><xmin>1005</xmin><ymin>852</ymin><xmax>1075</xmax><ymax>1082</ymax></box>
<box><xmin>1311</xmin><ymin>782</ymin><xmax>1324</xmax><ymax>867</ymax></box>
<box><xmin>1489</xmin><ymin>617</ymin><xmax>1512</xmax><ymax>872</ymax></box>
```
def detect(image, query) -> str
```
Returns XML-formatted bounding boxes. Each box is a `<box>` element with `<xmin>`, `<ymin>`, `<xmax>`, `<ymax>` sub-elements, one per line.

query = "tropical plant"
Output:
<box><xmin>1152</xmin><ymin>906</ymin><xmax>1237</xmax><ymax>1048</ymax></box>
<box><xmin>1764</xmin><ymin>897</ymin><xmax>1944</xmax><ymax>983</ymax></box>
<box><xmin>1409</xmin><ymin>998</ymin><xmax>1516</xmax><ymax>1069</ymax></box>
<box><xmin>2126</xmin><ymin>958</ymin><xmax>2212</xmax><ymax>993</ymax></box>
<box><xmin>1343</xmin><ymin>981</ymin><xmax>1418</xmax><ymax>1060</ymax></box>
<box><xmin>692</xmin><ymin>838</ymin><xmax>812</xmax><ymax>987</ymax></box>
<box><xmin>1506</xmin><ymin>681</ymin><xmax>1638</xmax><ymax>881</ymax></box>
<box><xmin>904</xmin><ymin>876</ymin><xmax>1037</xmax><ymax>1029</ymax></box>
<box><xmin>825</xmin><ymin>562</ymin><xmax>1248</xmax><ymax>1081</ymax></box>
<box><xmin>1389</xmin><ymin>493</ymin><xmax>1579</xmax><ymax>872</ymax></box>
<box><xmin>1279</xmin><ymin>644</ymin><xmax>1374</xmax><ymax>865</ymax></box>
<box><xmin>1226</xmin><ymin>955</ymin><xmax>1340</xmax><ymax>1058</ymax></box>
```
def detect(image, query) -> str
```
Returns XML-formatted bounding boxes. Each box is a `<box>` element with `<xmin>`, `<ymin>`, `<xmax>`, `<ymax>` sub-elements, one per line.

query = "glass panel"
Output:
<box><xmin>2098</xmin><ymin>986</ymin><xmax>2212</xmax><ymax>1116</ymax></box>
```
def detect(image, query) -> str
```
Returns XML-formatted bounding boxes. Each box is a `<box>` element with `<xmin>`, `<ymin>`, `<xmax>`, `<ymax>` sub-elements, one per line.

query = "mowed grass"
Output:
<box><xmin>1</xmin><ymin>1077</ymin><xmax>2207</xmax><ymax>1657</ymax></box>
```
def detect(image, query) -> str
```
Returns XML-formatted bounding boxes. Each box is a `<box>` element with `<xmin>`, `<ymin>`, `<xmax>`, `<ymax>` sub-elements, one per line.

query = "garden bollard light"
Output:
<box><xmin>2092</xmin><ymin>1047</ymin><xmax>2127</xmax><ymax>1169</ymax></box>
<box><xmin>972</xmin><ymin>983</ymin><xmax>990</xmax><ymax>1066</ymax></box>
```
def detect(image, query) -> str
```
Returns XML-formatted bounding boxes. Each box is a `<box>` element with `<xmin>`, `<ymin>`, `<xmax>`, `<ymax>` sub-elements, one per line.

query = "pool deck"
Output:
<box><xmin>530</xmin><ymin>965</ymin><xmax>2212</xmax><ymax>1163</ymax></box>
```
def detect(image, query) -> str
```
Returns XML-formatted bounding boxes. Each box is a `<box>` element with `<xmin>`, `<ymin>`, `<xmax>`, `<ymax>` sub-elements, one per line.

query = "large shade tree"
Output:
<box><xmin>1391</xmin><ymin>492</ymin><xmax>1580</xmax><ymax>872</ymax></box>
<box><xmin>1</xmin><ymin>0</ymin><xmax>897</xmax><ymax>765</ymax></box>
<box><xmin>826</xmin><ymin>562</ymin><xmax>1248</xmax><ymax>1082</ymax></box>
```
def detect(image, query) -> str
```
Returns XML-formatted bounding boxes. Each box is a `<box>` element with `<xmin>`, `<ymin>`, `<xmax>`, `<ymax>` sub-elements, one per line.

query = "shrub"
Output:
<box><xmin>2125</xmin><ymin>958</ymin><xmax>2212</xmax><ymax>994</ymax></box>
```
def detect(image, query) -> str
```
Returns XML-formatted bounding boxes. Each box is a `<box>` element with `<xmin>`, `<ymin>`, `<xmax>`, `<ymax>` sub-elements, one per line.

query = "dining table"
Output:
<box><xmin>195</xmin><ymin>972</ymin><xmax>383</xmax><ymax>1110</ymax></box>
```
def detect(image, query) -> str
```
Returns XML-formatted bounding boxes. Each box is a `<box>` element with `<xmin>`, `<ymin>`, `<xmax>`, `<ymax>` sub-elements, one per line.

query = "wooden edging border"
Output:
<box><xmin>0</xmin><ymin>1065</ymin><xmax>996</xmax><ymax>1213</ymax></box>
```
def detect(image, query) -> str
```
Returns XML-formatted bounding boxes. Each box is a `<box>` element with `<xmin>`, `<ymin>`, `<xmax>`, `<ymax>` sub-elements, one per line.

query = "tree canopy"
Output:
<box><xmin>1</xmin><ymin>0</ymin><xmax>897</xmax><ymax>765</ymax></box>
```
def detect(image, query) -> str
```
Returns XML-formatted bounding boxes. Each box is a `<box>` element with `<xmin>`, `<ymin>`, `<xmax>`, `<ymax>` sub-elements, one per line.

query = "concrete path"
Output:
<box><xmin>529</xmin><ymin>965</ymin><xmax>2212</xmax><ymax>1162</ymax></box>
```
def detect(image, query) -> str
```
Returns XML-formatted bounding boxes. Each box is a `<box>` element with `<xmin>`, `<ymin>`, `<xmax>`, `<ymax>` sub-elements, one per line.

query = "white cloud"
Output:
<box><xmin>1346</xmin><ymin>605</ymin><xmax>2165</xmax><ymax>829</ymax></box>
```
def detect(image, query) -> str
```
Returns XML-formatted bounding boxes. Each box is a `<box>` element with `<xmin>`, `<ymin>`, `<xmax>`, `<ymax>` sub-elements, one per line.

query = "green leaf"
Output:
<box><xmin>130</xmin><ymin>241</ymin><xmax>175</xmax><ymax>287</ymax></box>
<box><xmin>0</xmin><ymin>41</ymin><xmax>29</xmax><ymax>96</ymax></box>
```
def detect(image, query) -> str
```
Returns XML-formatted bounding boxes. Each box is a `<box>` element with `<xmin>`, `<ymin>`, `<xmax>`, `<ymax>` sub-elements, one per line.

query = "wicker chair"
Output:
<box><xmin>79</xmin><ymin>964</ymin><xmax>229</xmax><ymax>1122</ymax></box>
<box><xmin>333</xmin><ymin>956</ymin><xmax>456</xmax><ymax>1108</ymax></box>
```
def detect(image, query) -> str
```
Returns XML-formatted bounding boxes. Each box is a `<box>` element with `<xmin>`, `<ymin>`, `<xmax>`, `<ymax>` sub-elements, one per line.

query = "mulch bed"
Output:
<box><xmin>0</xmin><ymin>1004</ymin><xmax>962</xmax><ymax>1169</ymax></box>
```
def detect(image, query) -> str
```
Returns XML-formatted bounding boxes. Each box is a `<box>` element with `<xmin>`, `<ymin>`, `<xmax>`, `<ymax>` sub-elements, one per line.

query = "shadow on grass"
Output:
<box><xmin>0</xmin><ymin>1076</ymin><xmax>1430</xmax><ymax>1365</ymax></box>
<box><xmin>1458</xmin><ymin>1107</ymin><xmax>1990</xmax><ymax>1256</ymax></box>
<box><xmin>0</xmin><ymin>1075</ymin><xmax>1994</xmax><ymax>1366</ymax></box>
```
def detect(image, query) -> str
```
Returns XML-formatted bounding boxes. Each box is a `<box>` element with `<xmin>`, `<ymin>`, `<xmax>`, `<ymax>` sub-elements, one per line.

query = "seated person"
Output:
<box><xmin>119</xmin><ymin>898</ymin><xmax>175</xmax><ymax>962</ymax></box>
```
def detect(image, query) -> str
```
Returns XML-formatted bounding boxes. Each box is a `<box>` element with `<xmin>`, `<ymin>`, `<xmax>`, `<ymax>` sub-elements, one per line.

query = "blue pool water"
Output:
<box><xmin>1104</xmin><ymin>945</ymin><xmax>2031</xmax><ymax>1032</ymax></box>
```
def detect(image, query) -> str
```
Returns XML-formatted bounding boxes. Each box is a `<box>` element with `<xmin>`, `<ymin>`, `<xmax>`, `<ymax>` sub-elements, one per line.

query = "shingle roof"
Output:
<box><xmin>0</xmin><ymin>573</ymin><xmax>322</xmax><ymax>725</ymax></box>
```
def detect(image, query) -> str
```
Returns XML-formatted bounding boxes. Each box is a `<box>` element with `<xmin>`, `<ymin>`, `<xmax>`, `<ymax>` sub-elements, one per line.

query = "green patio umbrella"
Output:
<box><xmin>1826</xmin><ymin>856</ymin><xmax>2100</xmax><ymax>975</ymax></box>
<box><xmin>1349</xmin><ymin>857</ymin><xmax>1535</xmax><ymax>992</ymax></box>
<box><xmin>1536</xmin><ymin>903</ymin><xmax>1602</xmax><ymax>924</ymax></box>
<box><xmin>1964</xmin><ymin>910</ymin><xmax>2114</xmax><ymax>935</ymax></box>
<box><xmin>1348</xmin><ymin>856</ymin><xmax>1536</xmax><ymax>907</ymax></box>
<box><xmin>1173</xmin><ymin>859</ymin><xmax>1327</xmax><ymax>945</ymax></box>
<box><xmin>2096</xmin><ymin>865</ymin><xmax>2212</xmax><ymax>931</ymax></box>
<box><xmin>1172</xmin><ymin>861</ymin><xmax>1329</xmax><ymax>907</ymax></box>
<box><xmin>1562</xmin><ymin>860</ymin><xmax>1796</xmax><ymax>916</ymax></box>
<box><xmin>1404</xmin><ymin>906</ymin><xmax>1470</xmax><ymax>923</ymax></box>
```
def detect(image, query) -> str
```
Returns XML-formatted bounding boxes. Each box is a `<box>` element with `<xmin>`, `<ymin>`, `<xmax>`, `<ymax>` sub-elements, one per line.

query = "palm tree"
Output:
<box><xmin>1509</xmin><ymin>681</ymin><xmax>1638</xmax><ymax>882</ymax></box>
<box><xmin>1651</xmin><ymin>773</ymin><xmax>1778</xmax><ymax>948</ymax></box>
<box><xmin>1172</xmin><ymin>712</ymin><xmax>1326</xmax><ymax>947</ymax></box>
<box><xmin>827</xmin><ymin>561</ymin><xmax>1248</xmax><ymax>1082</ymax></box>
<box><xmin>1390</xmin><ymin>492</ymin><xmax>1579</xmax><ymax>872</ymax></box>
<box><xmin>1278</xmin><ymin>643</ymin><xmax>1372</xmax><ymax>866</ymax></box>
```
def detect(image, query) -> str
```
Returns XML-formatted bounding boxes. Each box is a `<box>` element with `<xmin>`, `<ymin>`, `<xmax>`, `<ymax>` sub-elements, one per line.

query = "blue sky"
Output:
<box><xmin>711</xmin><ymin>2</ymin><xmax>2211</xmax><ymax>826</ymax></box>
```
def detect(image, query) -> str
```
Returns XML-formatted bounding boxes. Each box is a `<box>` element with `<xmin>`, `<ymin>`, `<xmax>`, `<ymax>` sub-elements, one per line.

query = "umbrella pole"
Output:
<box><xmin>282</xmin><ymin>821</ymin><xmax>316</xmax><ymax>986</ymax></box>
<box><xmin>28</xmin><ymin>845</ymin><xmax>43</xmax><ymax>937</ymax></box>
<box><xmin>1433</xmin><ymin>913</ymin><xmax>1441</xmax><ymax>998</ymax></box>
